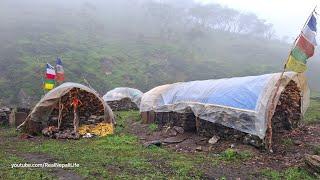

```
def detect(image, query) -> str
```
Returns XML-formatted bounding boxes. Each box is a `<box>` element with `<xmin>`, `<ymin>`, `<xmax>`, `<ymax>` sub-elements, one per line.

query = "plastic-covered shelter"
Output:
<box><xmin>103</xmin><ymin>87</ymin><xmax>143</xmax><ymax>107</ymax></box>
<box><xmin>19</xmin><ymin>82</ymin><xmax>114</xmax><ymax>133</ymax></box>
<box><xmin>140</xmin><ymin>72</ymin><xmax>309</xmax><ymax>139</ymax></box>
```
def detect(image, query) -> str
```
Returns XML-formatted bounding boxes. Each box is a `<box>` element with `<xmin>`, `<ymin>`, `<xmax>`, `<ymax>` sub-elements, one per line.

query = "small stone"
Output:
<box><xmin>196</xmin><ymin>146</ymin><xmax>202</xmax><ymax>151</ymax></box>
<box><xmin>208</xmin><ymin>135</ymin><xmax>220</xmax><ymax>144</ymax></box>
<box><xmin>173</xmin><ymin>126</ymin><xmax>184</xmax><ymax>134</ymax></box>
<box><xmin>230</xmin><ymin>144</ymin><xmax>236</xmax><ymax>148</ymax></box>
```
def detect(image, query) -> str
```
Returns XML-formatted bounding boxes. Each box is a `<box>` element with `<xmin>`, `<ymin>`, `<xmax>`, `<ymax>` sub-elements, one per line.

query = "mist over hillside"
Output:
<box><xmin>0</xmin><ymin>0</ymin><xmax>319</xmax><ymax>105</ymax></box>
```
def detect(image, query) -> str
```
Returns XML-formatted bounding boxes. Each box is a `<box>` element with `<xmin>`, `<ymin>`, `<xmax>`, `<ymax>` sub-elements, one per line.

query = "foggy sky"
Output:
<box><xmin>195</xmin><ymin>0</ymin><xmax>319</xmax><ymax>40</ymax></box>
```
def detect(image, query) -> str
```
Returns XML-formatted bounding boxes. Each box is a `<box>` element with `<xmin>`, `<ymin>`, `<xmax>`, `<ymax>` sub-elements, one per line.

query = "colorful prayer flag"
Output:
<box><xmin>286</xmin><ymin>12</ymin><xmax>317</xmax><ymax>73</ymax></box>
<box><xmin>44</xmin><ymin>63</ymin><xmax>56</xmax><ymax>90</ymax></box>
<box><xmin>286</xmin><ymin>55</ymin><xmax>307</xmax><ymax>73</ymax></box>
<box><xmin>46</xmin><ymin>63</ymin><xmax>56</xmax><ymax>79</ymax></box>
<box><xmin>44</xmin><ymin>82</ymin><xmax>55</xmax><ymax>90</ymax></box>
<box><xmin>56</xmin><ymin>57</ymin><xmax>65</xmax><ymax>82</ymax></box>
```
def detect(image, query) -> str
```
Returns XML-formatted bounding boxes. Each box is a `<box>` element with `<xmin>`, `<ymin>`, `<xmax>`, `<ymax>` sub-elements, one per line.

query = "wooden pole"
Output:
<box><xmin>58</xmin><ymin>98</ymin><xmax>63</xmax><ymax>129</ymax></box>
<box><xmin>266</xmin><ymin>7</ymin><xmax>316</xmax><ymax>151</ymax></box>
<box><xmin>36</xmin><ymin>57</ymin><xmax>47</xmax><ymax>96</ymax></box>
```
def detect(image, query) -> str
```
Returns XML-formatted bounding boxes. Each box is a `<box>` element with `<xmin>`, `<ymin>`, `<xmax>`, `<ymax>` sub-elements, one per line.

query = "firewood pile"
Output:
<box><xmin>107</xmin><ymin>97</ymin><xmax>138</xmax><ymax>111</ymax></box>
<box><xmin>271</xmin><ymin>80</ymin><xmax>301</xmax><ymax>133</ymax></box>
<box><xmin>154</xmin><ymin>111</ymin><xmax>250</xmax><ymax>139</ymax></box>
<box><xmin>0</xmin><ymin>107</ymin><xmax>11</xmax><ymax>126</ymax></box>
<box><xmin>43</xmin><ymin>88</ymin><xmax>106</xmax><ymax>139</ymax></box>
<box><xmin>197</xmin><ymin>120</ymin><xmax>246</xmax><ymax>139</ymax></box>
<box><xmin>154</xmin><ymin>108</ymin><xmax>196</xmax><ymax>132</ymax></box>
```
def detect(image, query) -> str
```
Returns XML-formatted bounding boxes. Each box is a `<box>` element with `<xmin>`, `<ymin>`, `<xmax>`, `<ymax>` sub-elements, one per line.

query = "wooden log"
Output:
<box><xmin>305</xmin><ymin>154</ymin><xmax>320</xmax><ymax>176</ymax></box>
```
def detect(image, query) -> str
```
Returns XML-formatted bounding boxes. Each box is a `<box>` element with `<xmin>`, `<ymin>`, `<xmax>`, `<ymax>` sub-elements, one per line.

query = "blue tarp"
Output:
<box><xmin>162</xmin><ymin>74</ymin><xmax>273</xmax><ymax>111</ymax></box>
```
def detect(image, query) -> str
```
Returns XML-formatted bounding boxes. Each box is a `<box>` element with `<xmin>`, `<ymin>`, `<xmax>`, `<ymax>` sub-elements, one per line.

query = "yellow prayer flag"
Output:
<box><xmin>286</xmin><ymin>55</ymin><xmax>307</xmax><ymax>73</ymax></box>
<box><xmin>44</xmin><ymin>83</ymin><xmax>54</xmax><ymax>90</ymax></box>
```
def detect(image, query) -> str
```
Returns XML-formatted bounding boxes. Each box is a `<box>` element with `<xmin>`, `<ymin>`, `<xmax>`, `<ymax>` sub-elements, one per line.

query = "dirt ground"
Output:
<box><xmin>1</xmin><ymin>115</ymin><xmax>319</xmax><ymax>179</ymax></box>
<box><xmin>127</xmin><ymin>119</ymin><xmax>320</xmax><ymax>178</ymax></box>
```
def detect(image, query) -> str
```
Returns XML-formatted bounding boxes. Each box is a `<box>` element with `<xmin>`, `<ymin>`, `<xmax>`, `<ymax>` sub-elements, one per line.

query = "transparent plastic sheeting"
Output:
<box><xmin>20</xmin><ymin>82</ymin><xmax>114</xmax><ymax>127</ymax></box>
<box><xmin>140</xmin><ymin>72</ymin><xmax>309</xmax><ymax>139</ymax></box>
<box><xmin>103</xmin><ymin>87</ymin><xmax>143</xmax><ymax>106</ymax></box>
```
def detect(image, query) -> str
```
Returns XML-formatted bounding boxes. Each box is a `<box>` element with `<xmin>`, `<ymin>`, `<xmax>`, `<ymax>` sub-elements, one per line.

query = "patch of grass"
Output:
<box><xmin>261</xmin><ymin>167</ymin><xmax>314</xmax><ymax>180</ymax></box>
<box><xmin>219</xmin><ymin>148</ymin><xmax>252</xmax><ymax>162</ymax></box>
<box><xmin>261</xmin><ymin>169</ymin><xmax>281</xmax><ymax>180</ymax></box>
<box><xmin>304</xmin><ymin>94</ymin><xmax>320</xmax><ymax>124</ymax></box>
<box><xmin>148</xmin><ymin>123</ymin><xmax>158</xmax><ymax>132</ymax></box>
<box><xmin>114</xmin><ymin>111</ymin><xmax>141</xmax><ymax>133</ymax></box>
<box><xmin>22</xmin><ymin>134</ymin><xmax>207</xmax><ymax>179</ymax></box>
<box><xmin>0</xmin><ymin>149</ymin><xmax>54</xmax><ymax>180</ymax></box>
<box><xmin>283</xmin><ymin>167</ymin><xmax>314</xmax><ymax>180</ymax></box>
<box><xmin>282</xmin><ymin>138</ymin><xmax>294</xmax><ymax>147</ymax></box>
<box><xmin>169</xmin><ymin>155</ymin><xmax>203</xmax><ymax>178</ymax></box>
<box><xmin>0</xmin><ymin>127</ymin><xmax>20</xmax><ymax>138</ymax></box>
<box><xmin>219</xmin><ymin>176</ymin><xmax>227</xmax><ymax>180</ymax></box>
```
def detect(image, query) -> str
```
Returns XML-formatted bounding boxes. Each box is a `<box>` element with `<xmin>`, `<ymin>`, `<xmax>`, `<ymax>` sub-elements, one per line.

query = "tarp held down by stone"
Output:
<box><xmin>103</xmin><ymin>87</ymin><xmax>143</xmax><ymax>107</ymax></box>
<box><xmin>19</xmin><ymin>82</ymin><xmax>114</xmax><ymax>132</ymax></box>
<box><xmin>140</xmin><ymin>72</ymin><xmax>310</xmax><ymax>139</ymax></box>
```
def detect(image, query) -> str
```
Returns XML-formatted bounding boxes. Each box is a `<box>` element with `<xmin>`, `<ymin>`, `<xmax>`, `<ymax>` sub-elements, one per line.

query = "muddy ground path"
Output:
<box><xmin>126</xmin><ymin>119</ymin><xmax>320</xmax><ymax>178</ymax></box>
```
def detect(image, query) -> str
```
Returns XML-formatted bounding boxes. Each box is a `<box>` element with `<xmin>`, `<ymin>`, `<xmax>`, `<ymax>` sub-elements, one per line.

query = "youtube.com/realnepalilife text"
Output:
<box><xmin>11</xmin><ymin>162</ymin><xmax>80</xmax><ymax>169</ymax></box>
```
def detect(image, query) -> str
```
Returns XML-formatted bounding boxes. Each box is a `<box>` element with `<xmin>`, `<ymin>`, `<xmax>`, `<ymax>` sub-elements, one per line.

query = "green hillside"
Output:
<box><xmin>0</xmin><ymin>0</ymin><xmax>318</xmax><ymax>105</ymax></box>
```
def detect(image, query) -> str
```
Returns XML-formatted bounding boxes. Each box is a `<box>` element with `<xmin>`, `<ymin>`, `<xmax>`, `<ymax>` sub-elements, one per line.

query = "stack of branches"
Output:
<box><xmin>271</xmin><ymin>80</ymin><xmax>301</xmax><ymax>133</ymax></box>
<box><xmin>107</xmin><ymin>97</ymin><xmax>138</xmax><ymax>111</ymax></box>
<box><xmin>47</xmin><ymin>88</ymin><xmax>105</xmax><ymax>132</ymax></box>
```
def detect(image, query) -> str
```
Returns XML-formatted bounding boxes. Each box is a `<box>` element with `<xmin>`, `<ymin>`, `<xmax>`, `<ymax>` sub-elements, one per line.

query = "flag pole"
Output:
<box><xmin>83</xmin><ymin>76</ymin><xmax>93</xmax><ymax>90</ymax></box>
<box><xmin>37</xmin><ymin>58</ymin><xmax>46</xmax><ymax>96</ymax></box>
<box><xmin>266</xmin><ymin>7</ymin><xmax>317</xmax><ymax>152</ymax></box>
